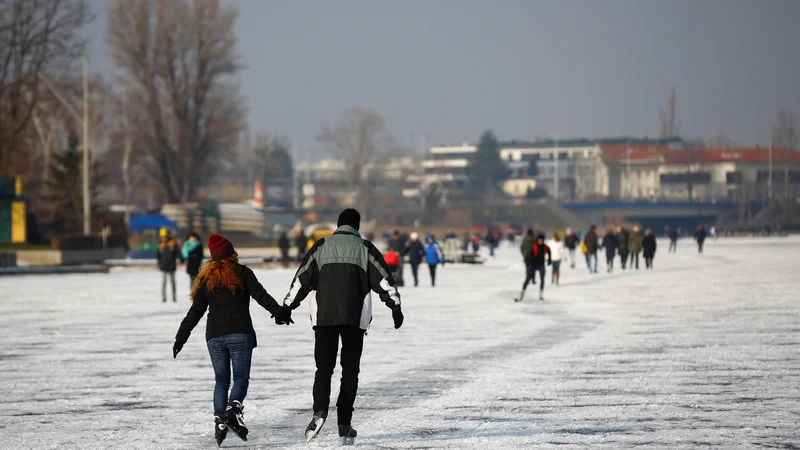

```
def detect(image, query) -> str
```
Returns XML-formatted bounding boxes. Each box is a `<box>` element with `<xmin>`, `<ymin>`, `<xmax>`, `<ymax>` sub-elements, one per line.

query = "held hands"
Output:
<box><xmin>272</xmin><ymin>305</ymin><xmax>294</xmax><ymax>326</ymax></box>
<box><xmin>392</xmin><ymin>308</ymin><xmax>404</xmax><ymax>329</ymax></box>
<box><xmin>173</xmin><ymin>341</ymin><xmax>183</xmax><ymax>359</ymax></box>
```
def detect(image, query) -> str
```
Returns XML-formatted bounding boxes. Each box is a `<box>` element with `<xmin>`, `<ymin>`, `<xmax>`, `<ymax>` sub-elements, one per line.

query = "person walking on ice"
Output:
<box><xmin>157</xmin><ymin>228</ymin><xmax>181</xmax><ymax>302</ymax></box>
<box><xmin>563</xmin><ymin>229</ymin><xmax>578</xmax><ymax>268</ymax></box>
<box><xmin>547</xmin><ymin>232</ymin><xmax>565</xmax><ymax>285</ymax></box>
<box><xmin>424</xmin><ymin>234</ymin><xmax>445</xmax><ymax>287</ymax></box>
<box><xmin>642</xmin><ymin>228</ymin><xmax>657</xmax><ymax>269</ymax></box>
<box><xmin>281</xmin><ymin>208</ymin><xmax>403</xmax><ymax>446</ymax></box>
<box><xmin>601</xmin><ymin>229</ymin><xmax>619</xmax><ymax>273</ymax></box>
<box><xmin>406</xmin><ymin>232</ymin><xmax>424</xmax><ymax>287</ymax></box>
<box><xmin>628</xmin><ymin>226</ymin><xmax>643</xmax><ymax>270</ymax></box>
<box><xmin>515</xmin><ymin>234</ymin><xmax>551</xmax><ymax>302</ymax></box>
<box><xmin>173</xmin><ymin>234</ymin><xmax>293</xmax><ymax>446</ymax></box>
<box><xmin>695</xmin><ymin>225</ymin><xmax>707</xmax><ymax>254</ymax></box>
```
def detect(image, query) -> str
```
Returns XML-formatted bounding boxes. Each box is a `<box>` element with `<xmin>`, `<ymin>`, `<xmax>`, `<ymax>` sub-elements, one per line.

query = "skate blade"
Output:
<box><xmin>341</xmin><ymin>436</ymin><xmax>355</xmax><ymax>446</ymax></box>
<box><xmin>306</xmin><ymin>418</ymin><xmax>325</xmax><ymax>443</ymax></box>
<box><xmin>229</xmin><ymin>428</ymin><xmax>247</xmax><ymax>442</ymax></box>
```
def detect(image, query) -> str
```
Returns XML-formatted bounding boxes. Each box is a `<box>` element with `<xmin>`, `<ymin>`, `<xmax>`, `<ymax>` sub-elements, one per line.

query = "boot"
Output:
<box><xmin>305</xmin><ymin>410</ymin><xmax>327</xmax><ymax>443</ymax></box>
<box><xmin>339</xmin><ymin>424</ymin><xmax>358</xmax><ymax>446</ymax></box>
<box><xmin>225</xmin><ymin>400</ymin><xmax>248</xmax><ymax>441</ymax></box>
<box><xmin>214</xmin><ymin>414</ymin><xmax>228</xmax><ymax>447</ymax></box>
<box><xmin>514</xmin><ymin>287</ymin><xmax>526</xmax><ymax>302</ymax></box>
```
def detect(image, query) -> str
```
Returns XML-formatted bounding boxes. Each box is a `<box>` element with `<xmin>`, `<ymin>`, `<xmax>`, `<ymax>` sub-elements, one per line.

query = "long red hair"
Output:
<box><xmin>190</xmin><ymin>253</ymin><xmax>243</xmax><ymax>300</ymax></box>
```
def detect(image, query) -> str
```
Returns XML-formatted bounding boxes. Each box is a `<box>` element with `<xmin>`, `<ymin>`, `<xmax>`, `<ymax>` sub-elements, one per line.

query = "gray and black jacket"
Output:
<box><xmin>283</xmin><ymin>225</ymin><xmax>401</xmax><ymax>330</ymax></box>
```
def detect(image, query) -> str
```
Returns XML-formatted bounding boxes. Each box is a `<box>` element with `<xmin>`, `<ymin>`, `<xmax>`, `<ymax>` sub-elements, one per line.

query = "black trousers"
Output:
<box><xmin>630</xmin><ymin>252</ymin><xmax>640</xmax><ymax>269</ymax></box>
<box><xmin>313</xmin><ymin>326</ymin><xmax>365</xmax><ymax>425</ymax></box>
<box><xmin>523</xmin><ymin>263</ymin><xmax>545</xmax><ymax>290</ymax></box>
<box><xmin>645</xmin><ymin>257</ymin><xmax>654</xmax><ymax>269</ymax></box>
<box><xmin>428</xmin><ymin>264</ymin><xmax>437</xmax><ymax>286</ymax></box>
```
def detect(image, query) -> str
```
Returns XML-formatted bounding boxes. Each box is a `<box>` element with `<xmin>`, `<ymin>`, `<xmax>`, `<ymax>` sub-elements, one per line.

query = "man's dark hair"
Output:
<box><xmin>526</xmin><ymin>228</ymin><xmax>533</xmax><ymax>236</ymax></box>
<box><xmin>337</xmin><ymin>208</ymin><xmax>361</xmax><ymax>230</ymax></box>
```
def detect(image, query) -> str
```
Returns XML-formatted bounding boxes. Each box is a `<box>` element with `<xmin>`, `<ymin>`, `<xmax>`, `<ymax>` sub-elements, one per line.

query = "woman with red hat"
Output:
<box><xmin>173</xmin><ymin>233</ymin><xmax>293</xmax><ymax>446</ymax></box>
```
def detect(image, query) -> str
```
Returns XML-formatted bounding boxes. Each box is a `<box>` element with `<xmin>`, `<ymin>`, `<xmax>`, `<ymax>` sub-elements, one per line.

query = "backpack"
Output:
<box><xmin>581</xmin><ymin>240</ymin><xmax>589</xmax><ymax>254</ymax></box>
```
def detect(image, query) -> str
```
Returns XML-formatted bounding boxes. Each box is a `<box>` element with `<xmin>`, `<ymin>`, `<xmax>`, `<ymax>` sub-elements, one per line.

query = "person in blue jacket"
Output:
<box><xmin>424</xmin><ymin>234</ymin><xmax>445</xmax><ymax>287</ymax></box>
<box><xmin>406</xmin><ymin>232</ymin><xmax>425</xmax><ymax>287</ymax></box>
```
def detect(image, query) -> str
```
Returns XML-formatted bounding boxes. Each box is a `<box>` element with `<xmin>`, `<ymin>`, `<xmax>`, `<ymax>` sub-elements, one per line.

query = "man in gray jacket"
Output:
<box><xmin>283</xmin><ymin>208</ymin><xmax>403</xmax><ymax>445</ymax></box>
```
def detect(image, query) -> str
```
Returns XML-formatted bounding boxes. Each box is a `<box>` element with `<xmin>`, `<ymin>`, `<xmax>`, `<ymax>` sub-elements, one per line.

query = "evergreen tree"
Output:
<box><xmin>42</xmin><ymin>132</ymin><xmax>101</xmax><ymax>234</ymax></box>
<box><xmin>468</xmin><ymin>130</ymin><xmax>510</xmax><ymax>198</ymax></box>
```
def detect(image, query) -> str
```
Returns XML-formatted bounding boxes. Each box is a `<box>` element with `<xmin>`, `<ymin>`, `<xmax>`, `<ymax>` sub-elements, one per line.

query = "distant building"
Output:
<box><xmin>421</xmin><ymin>143</ymin><xmax>476</xmax><ymax>199</ymax></box>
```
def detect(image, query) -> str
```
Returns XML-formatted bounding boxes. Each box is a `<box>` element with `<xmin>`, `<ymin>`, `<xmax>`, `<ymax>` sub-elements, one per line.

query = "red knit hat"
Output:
<box><xmin>208</xmin><ymin>234</ymin><xmax>234</xmax><ymax>261</ymax></box>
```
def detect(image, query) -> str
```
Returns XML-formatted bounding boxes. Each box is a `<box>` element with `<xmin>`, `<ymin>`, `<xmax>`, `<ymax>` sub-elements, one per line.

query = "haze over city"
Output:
<box><xmin>83</xmin><ymin>0</ymin><xmax>800</xmax><ymax>153</ymax></box>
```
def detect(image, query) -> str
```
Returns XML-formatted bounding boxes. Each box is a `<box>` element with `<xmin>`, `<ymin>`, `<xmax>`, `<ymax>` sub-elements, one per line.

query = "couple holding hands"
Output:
<box><xmin>173</xmin><ymin>208</ymin><xmax>403</xmax><ymax>446</ymax></box>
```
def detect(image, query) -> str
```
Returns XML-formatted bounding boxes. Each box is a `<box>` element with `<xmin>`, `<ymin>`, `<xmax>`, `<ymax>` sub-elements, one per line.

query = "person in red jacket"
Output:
<box><xmin>515</xmin><ymin>234</ymin><xmax>551</xmax><ymax>302</ymax></box>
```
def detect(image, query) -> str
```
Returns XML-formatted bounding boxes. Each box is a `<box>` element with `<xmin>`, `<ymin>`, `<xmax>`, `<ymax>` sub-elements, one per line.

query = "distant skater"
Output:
<box><xmin>642</xmin><ymin>228</ymin><xmax>657</xmax><ymax>269</ymax></box>
<box><xmin>157</xmin><ymin>228</ymin><xmax>181</xmax><ymax>302</ymax></box>
<box><xmin>181</xmin><ymin>232</ymin><xmax>204</xmax><ymax>289</ymax></box>
<box><xmin>628</xmin><ymin>226</ymin><xmax>643</xmax><ymax>270</ymax></box>
<box><xmin>668</xmin><ymin>229</ymin><xmax>679</xmax><ymax>253</ymax></box>
<box><xmin>406</xmin><ymin>233</ymin><xmax>425</xmax><ymax>287</ymax></box>
<box><xmin>584</xmin><ymin>225</ymin><xmax>599</xmax><ymax>274</ymax></box>
<box><xmin>695</xmin><ymin>225</ymin><xmax>707</xmax><ymax>254</ymax></box>
<box><xmin>564</xmin><ymin>229</ymin><xmax>578</xmax><ymax>268</ymax></box>
<box><xmin>617</xmin><ymin>227</ymin><xmax>630</xmax><ymax>269</ymax></box>
<box><xmin>548</xmin><ymin>233</ymin><xmax>565</xmax><ymax>285</ymax></box>
<box><xmin>516</xmin><ymin>234</ymin><xmax>551</xmax><ymax>302</ymax></box>
<box><xmin>424</xmin><ymin>234</ymin><xmax>445</xmax><ymax>287</ymax></box>
<box><xmin>601</xmin><ymin>229</ymin><xmax>619</xmax><ymax>273</ymax></box>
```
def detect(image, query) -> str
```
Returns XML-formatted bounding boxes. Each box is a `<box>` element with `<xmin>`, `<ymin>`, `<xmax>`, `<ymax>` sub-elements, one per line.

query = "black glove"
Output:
<box><xmin>547</xmin><ymin>260</ymin><xmax>552</xmax><ymax>266</ymax></box>
<box><xmin>272</xmin><ymin>305</ymin><xmax>294</xmax><ymax>325</ymax></box>
<box><xmin>392</xmin><ymin>309</ymin><xmax>404</xmax><ymax>329</ymax></box>
<box><xmin>173</xmin><ymin>341</ymin><xmax>183</xmax><ymax>359</ymax></box>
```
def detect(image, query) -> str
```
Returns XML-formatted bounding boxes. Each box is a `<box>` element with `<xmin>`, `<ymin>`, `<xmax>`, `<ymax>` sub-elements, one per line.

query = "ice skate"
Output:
<box><xmin>338</xmin><ymin>424</ymin><xmax>357</xmax><ymax>446</ymax></box>
<box><xmin>305</xmin><ymin>411</ymin><xmax>327</xmax><ymax>443</ymax></box>
<box><xmin>538</xmin><ymin>289</ymin><xmax>544</xmax><ymax>301</ymax></box>
<box><xmin>514</xmin><ymin>288</ymin><xmax>526</xmax><ymax>302</ymax></box>
<box><xmin>224</xmin><ymin>400</ymin><xmax>247</xmax><ymax>442</ymax></box>
<box><xmin>214</xmin><ymin>414</ymin><xmax>228</xmax><ymax>447</ymax></box>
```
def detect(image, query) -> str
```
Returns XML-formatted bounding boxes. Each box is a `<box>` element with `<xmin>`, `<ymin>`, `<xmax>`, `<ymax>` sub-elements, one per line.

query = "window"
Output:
<box><xmin>726</xmin><ymin>172</ymin><xmax>742</xmax><ymax>185</ymax></box>
<box><xmin>660</xmin><ymin>172</ymin><xmax>711</xmax><ymax>184</ymax></box>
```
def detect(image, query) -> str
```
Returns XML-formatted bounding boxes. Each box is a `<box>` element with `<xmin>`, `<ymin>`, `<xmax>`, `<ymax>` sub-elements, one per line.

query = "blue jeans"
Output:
<box><xmin>585</xmin><ymin>252</ymin><xmax>598</xmax><ymax>273</ymax></box>
<box><xmin>207</xmin><ymin>333</ymin><xmax>255</xmax><ymax>415</ymax></box>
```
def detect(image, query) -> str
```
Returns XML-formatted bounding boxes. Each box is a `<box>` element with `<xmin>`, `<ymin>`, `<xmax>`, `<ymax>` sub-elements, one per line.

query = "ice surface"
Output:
<box><xmin>1</xmin><ymin>237</ymin><xmax>799</xmax><ymax>449</ymax></box>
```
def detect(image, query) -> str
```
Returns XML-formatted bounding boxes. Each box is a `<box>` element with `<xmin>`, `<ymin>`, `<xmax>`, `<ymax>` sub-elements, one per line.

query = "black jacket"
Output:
<box><xmin>584</xmin><ymin>230</ymin><xmax>599</xmax><ymax>253</ymax></box>
<box><xmin>157</xmin><ymin>239</ymin><xmax>181</xmax><ymax>272</ymax></box>
<box><xmin>283</xmin><ymin>225</ymin><xmax>401</xmax><ymax>330</ymax></box>
<box><xmin>295</xmin><ymin>233</ymin><xmax>308</xmax><ymax>251</ymax></box>
<box><xmin>669</xmin><ymin>230</ymin><xmax>679</xmax><ymax>241</ymax></box>
<box><xmin>278</xmin><ymin>234</ymin><xmax>290</xmax><ymax>250</ymax></box>
<box><xmin>526</xmin><ymin>242</ymin><xmax>551</xmax><ymax>266</ymax></box>
<box><xmin>643</xmin><ymin>234</ymin><xmax>657</xmax><ymax>258</ymax></box>
<box><xmin>696</xmin><ymin>228</ymin><xmax>707</xmax><ymax>243</ymax></box>
<box><xmin>617</xmin><ymin>230</ymin><xmax>630</xmax><ymax>253</ymax></box>
<box><xmin>390</xmin><ymin>236</ymin><xmax>409</xmax><ymax>256</ymax></box>
<box><xmin>184</xmin><ymin>242</ymin><xmax>204</xmax><ymax>276</ymax></box>
<box><xmin>175</xmin><ymin>264</ymin><xmax>282</xmax><ymax>348</ymax></box>
<box><xmin>564</xmin><ymin>234</ymin><xmax>578</xmax><ymax>250</ymax></box>
<box><xmin>407</xmin><ymin>240</ymin><xmax>425</xmax><ymax>265</ymax></box>
<box><xmin>602</xmin><ymin>234</ymin><xmax>619</xmax><ymax>256</ymax></box>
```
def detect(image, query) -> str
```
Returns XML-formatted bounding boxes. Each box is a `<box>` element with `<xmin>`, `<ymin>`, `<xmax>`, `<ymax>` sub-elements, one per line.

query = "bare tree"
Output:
<box><xmin>249</xmin><ymin>132</ymin><xmax>293</xmax><ymax>202</ymax></box>
<box><xmin>659</xmin><ymin>87</ymin><xmax>682</xmax><ymax>139</ymax></box>
<box><xmin>0</xmin><ymin>0</ymin><xmax>92</xmax><ymax>177</ymax></box>
<box><xmin>317</xmin><ymin>107</ymin><xmax>394</xmax><ymax>216</ymax></box>
<box><xmin>106</xmin><ymin>0</ymin><xmax>246</xmax><ymax>203</ymax></box>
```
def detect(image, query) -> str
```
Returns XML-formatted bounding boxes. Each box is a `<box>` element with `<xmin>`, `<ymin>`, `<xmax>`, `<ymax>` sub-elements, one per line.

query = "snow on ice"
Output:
<box><xmin>1</xmin><ymin>237</ymin><xmax>799</xmax><ymax>449</ymax></box>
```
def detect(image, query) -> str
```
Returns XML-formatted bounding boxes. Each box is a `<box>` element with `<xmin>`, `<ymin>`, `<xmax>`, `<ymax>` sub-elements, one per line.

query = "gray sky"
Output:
<box><xmin>86</xmin><ymin>0</ymin><xmax>800</xmax><ymax>156</ymax></box>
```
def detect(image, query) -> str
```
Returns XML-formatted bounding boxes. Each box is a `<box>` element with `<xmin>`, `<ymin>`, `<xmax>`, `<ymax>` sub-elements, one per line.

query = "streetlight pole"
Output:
<box><xmin>768</xmin><ymin>137</ymin><xmax>773</xmax><ymax>203</ymax></box>
<box><xmin>82</xmin><ymin>56</ymin><xmax>91</xmax><ymax>236</ymax></box>
<box><xmin>554</xmin><ymin>134</ymin><xmax>559</xmax><ymax>202</ymax></box>
<box><xmin>626</xmin><ymin>140</ymin><xmax>632</xmax><ymax>200</ymax></box>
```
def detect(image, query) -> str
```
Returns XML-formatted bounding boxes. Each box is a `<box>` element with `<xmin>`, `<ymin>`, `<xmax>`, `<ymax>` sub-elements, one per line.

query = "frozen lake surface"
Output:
<box><xmin>2</xmin><ymin>237</ymin><xmax>799</xmax><ymax>449</ymax></box>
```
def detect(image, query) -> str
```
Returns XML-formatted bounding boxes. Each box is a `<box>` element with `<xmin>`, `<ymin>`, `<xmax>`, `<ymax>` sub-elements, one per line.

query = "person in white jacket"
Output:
<box><xmin>547</xmin><ymin>233</ymin><xmax>566</xmax><ymax>285</ymax></box>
